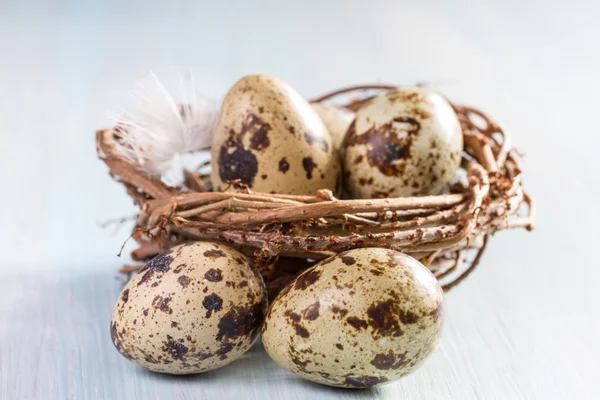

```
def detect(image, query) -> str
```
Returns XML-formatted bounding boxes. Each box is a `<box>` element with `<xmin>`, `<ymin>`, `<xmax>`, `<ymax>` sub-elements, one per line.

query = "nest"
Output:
<box><xmin>96</xmin><ymin>84</ymin><xmax>535</xmax><ymax>295</ymax></box>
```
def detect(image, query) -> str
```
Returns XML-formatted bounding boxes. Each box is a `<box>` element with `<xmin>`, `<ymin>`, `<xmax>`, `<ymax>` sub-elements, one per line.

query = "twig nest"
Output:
<box><xmin>342</xmin><ymin>87</ymin><xmax>463</xmax><ymax>198</ymax></box>
<box><xmin>110</xmin><ymin>242</ymin><xmax>267</xmax><ymax>374</ymax></box>
<box><xmin>262</xmin><ymin>248</ymin><xmax>445</xmax><ymax>388</ymax></box>
<box><xmin>311</xmin><ymin>103</ymin><xmax>355</xmax><ymax>150</ymax></box>
<box><xmin>211</xmin><ymin>74</ymin><xmax>341</xmax><ymax>195</ymax></box>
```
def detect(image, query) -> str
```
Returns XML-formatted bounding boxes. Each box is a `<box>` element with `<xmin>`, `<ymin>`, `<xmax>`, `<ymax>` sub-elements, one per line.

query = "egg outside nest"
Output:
<box><xmin>110</xmin><ymin>242</ymin><xmax>268</xmax><ymax>374</ymax></box>
<box><xmin>261</xmin><ymin>248</ymin><xmax>445</xmax><ymax>388</ymax></box>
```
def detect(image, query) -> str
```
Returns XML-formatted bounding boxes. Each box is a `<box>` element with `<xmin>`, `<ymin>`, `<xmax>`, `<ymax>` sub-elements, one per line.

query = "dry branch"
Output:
<box><xmin>97</xmin><ymin>84</ymin><xmax>534</xmax><ymax>292</ymax></box>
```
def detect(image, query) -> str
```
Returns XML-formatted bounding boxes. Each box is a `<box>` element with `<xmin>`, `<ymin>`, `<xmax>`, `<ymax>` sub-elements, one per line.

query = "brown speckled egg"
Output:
<box><xmin>261</xmin><ymin>248</ymin><xmax>444</xmax><ymax>388</ymax></box>
<box><xmin>211</xmin><ymin>74</ymin><xmax>341</xmax><ymax>195</ymax></box>
<box><xmin>342</xmin><ymin>87</ymin><xmax>463</xmax><ymax>199</ymax></box>
<box><xmin>110</xmin><ymin>242</ymin><xmax>267</xmax><ymax>374</ymax></box>
<box><xmin>311</xmin><ymin>103</ymin><xmax>355</xmax><ymax>150</ymax></box>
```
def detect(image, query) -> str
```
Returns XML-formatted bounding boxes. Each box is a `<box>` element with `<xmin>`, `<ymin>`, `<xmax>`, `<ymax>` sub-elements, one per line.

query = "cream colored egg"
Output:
<box><xmin>262</xmin><ymin>248</ymin><xmax>444</xmax><ymax>388</ymax></box>
<box><xmin>343</xmin><ymin>87</ymin><xmax>463</xmax><ymax>198</ymax></box>
<box><xmin>211</xmin><ymin>74</ymin><xmax>341</xmax><ymax>195</ymax></box>
<box><xmin>110</xmin><ymin>242</ymin><xmax>267</xmax><ymax>374</ymax></box>
<box><xmin>311</xmin><ymin>103</ymin><xmax>355</xmax><ymax>150</ymax></box>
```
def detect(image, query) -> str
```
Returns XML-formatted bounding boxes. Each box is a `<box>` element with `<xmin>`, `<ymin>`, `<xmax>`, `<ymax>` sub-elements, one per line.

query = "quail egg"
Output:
<box><xmin>311</xmin><ymin>103</ymin><xmax>355</xmax><ymax>150</ymax></box>
<box><xmin>262</xmin><ymin>248</ymin><xmax>444</xmax><ymax>388</ymax></box>
<box><xmin>342</xmin><ymin>87</ymin><xmax>463</xmax><ymax>198</ymax></box>
<box><xmin>211</xmin><ymin>74</ymin><xmax>341</xmax><ymax>195</ymax></box>
<box><xmin>110</xmin><ymin>242</ymin><xmax>268</xmax><ymax>374</ymax></box>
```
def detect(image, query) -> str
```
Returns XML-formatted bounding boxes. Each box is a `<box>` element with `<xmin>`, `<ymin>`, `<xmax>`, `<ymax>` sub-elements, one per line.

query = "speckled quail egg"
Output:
<box><xmin>110</xmin><ymin>242</ymin><xmax>267</xmax><ymax>374</ymax></box>
<box><xmin>343</xmin><ymin>87</ymin><xmax>463</xmax><ymax>199</ymax></box>
<box><xmin>311</xmin><ymin>103</ymin><xmax>355</xmax><ymax>150</ymax></box>
<box><xmin>211</xmin><ymin>74</ymin><xmax>341</xmax><ymax>195</ymax></box>
<box><xmin>262</xmin><ymin>248</ymin><xmax>444</xmax><ymax>388</ymax></box>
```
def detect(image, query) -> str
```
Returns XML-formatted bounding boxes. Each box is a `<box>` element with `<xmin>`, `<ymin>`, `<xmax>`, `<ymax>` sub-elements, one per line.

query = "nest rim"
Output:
<box><xmin>97</xmin><ymin>84</ymin><xmax>535</xmax><ymax>293</ymax></box>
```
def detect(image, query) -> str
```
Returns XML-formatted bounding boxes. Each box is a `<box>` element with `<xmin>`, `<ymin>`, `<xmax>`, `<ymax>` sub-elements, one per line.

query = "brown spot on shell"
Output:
<box><xmin>341</xmin><ymin>255</ymin><xmax>356</xmax><ymax>265</ymax></box>
<box><xmin>288</xmin><ymin>344</ymin><xmax>311</xmax><ymax>372</ymax></box>
<box><xmin>152</xmin><ymin>295</ymin><xmax>173</xmax><ymax>314</ymax></box>
<box><xmin>346</xmin><ymin>117</ymin><xmax>420</xmax><ymax>176</ymax></box>
<box><xmin>121</xmin><ymin>289</ymin><xmax>129</xmax><ymax>303</ymax></box>
<box><xmin>399</xmin><ymin>309</ymin><xmax>419</xmax><ymax>324</ymax></box>
<box><xmin>216</xmin><ymin>303</ymin><xmax>264</xmax><ymax>342</ymax></box>
<box><xmin>344</xmin><ymin>375</ymin><xmax>388</xmax><ymax>388</ymax></box>
<box><xmin>367</xmin><ymin>299</ymin><xmax>404</xmax><ymax>337</ymax></box>
<box><xmin>302</xmin><ymin>301</ymin><xmax>320</xmax><ymax>321</ymax></box>
<box><xmin>284</xmin><ymin>310</ymin><xmax>310</xmax><ymax>338</ymax></box>
<box><xmin>203</xmin><ymin>293</ymin><xmax>224</xmax><ymax>318</ymax></box>
<box><xmin>429</xmin><ymin>304</ymin><xmax>443</xmax><ymax>324</ymax></box>
<box><xmin>204</xmin><ymin>268</ymin><xmax>223</xmax><ymax>282</ymax></box>
<box><xmin>302</xmin><ymin>157</ymin><xmax>317</xmax><ymax>179</ymax></box>
<box><xmin>371</xmin><ymin>350</ymin><xmax>410</xmax><ymax>370</ymax></box>
<box><xmin>331</xmin><ymin>305</ymin><xmax>349</xmax><ymax>317</ymax></box>
<box><xmin>244</xmin><ymin>114</ymin><xmax>271</xmax><ymax>151</ymax></box>
<box><xmin>294</xmin><ymin>269</ymin><xmax>321</xmax><ymax>290</ymax></box>
<box><xmin>110</xmin><ymin>321</ymin><xmax>133</xmax><ymax>360</ymax></box>
<box><xmin>173</xmin><ymin>264</ymin><xmax>186</xmax><ymax>274</ymax></box>
<box><xmin>218</xmin><ymin>139</ymin><xmax>258</xmax><ymax>187</ymax></box>
<box><xmin>304</xmin><ymin>130</ymin><xmax>329</xmax><ymax>153</ymax></box>
<box><xmin>278</xmin><ymin>157</ymin><xmax>290</xmax><ymax>173</ymax></box>
<box><xmin>294</xmin><ymin>324</ymin><xmax>310</xmax><ymax>338</ymax></box>
<box><xmin>346</xmin><ymin>316</ymin><xmax>368</xmax><ymax>330</ymax></box>
<box><xmin>137</xmin><ymin>252</ymin><xmax>173</xmax><ymax>286</ymax></box>
<box><xmin>203</xmin><ymin>249</ymin><xmax>226</xmax><ymax>259</ymax></box>
<box><xmin>284</xmin><ymin>310</ymin><xmax>301</xmax><ymax>322</ymax></box>
<box><xmin>216</xmin><ymin>343</ymin><xmax>233</xmax><ymax>360</ymax></box>
<box><xmin>163</xmin><ymin>337</ymin><xmax>189</xmax><ymax>359</ymax></box>
<box><xmin>336</xmin><ymin>343</ymin><xmax>344</xmax><ymax>350</ymax></box>
<box><xmin>177</xmin><ymin>275</ymin><xmax>190</xmax><ymax>288</ymax></box>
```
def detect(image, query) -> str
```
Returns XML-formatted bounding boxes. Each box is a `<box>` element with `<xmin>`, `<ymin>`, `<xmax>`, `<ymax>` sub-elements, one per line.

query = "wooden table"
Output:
<box><xmin>1</xmin><ymin>1</ymin><xmax>598</xmax><ymax>399</ymax></box>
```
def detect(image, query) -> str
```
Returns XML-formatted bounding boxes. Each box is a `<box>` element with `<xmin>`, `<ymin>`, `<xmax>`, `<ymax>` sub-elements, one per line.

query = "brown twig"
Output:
<box><xmin>96</xmin><ymin>83</ymin><xmax>534</xmax><ymax>291</ymax></box>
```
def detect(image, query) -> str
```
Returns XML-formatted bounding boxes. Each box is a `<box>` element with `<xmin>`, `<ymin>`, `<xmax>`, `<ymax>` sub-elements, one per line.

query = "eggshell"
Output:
<box><xmin>311</xmin><ymin>103</ymin><xmax>355</xmax><ymax>150</ymax></box>
<box><xmin>342</xmin><ymin>87</ymin><xmax>463</xmax><ymax>198</ymax></box>
<box><xmin>262</xmin><ymin>248</ymin><xmax>444</xmax><ymax>388</ymax></box>
<box><xmin>211</xmin><ymin>74</ymin><xmax>341</xmax><ymax>195</ymax></box>
<box><xmin>110</xmin><ymin>242</ymin><xmax>267</xmax><ymax>374</ymax></box>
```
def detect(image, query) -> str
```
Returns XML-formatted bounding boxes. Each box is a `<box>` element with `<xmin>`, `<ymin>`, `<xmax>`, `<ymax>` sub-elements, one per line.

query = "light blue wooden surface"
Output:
<box><xmin>1</xmin><ymin>1</ymin><xmax>599</xmax><ymax>399</ymax></box>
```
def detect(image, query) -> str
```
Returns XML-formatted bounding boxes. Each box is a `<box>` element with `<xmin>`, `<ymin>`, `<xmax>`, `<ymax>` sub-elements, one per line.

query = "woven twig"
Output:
<box><xmin>97</xmin><ymin>84</ymin><xmax>534</xmax><ymax>293</ymax></box>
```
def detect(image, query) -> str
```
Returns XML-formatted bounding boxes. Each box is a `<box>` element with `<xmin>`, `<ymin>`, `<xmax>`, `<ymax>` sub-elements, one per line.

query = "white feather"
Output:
<box><xmin>109</xmin><ymin>72</ymin><xmax>219</xmax><ymax>180</ymax></box>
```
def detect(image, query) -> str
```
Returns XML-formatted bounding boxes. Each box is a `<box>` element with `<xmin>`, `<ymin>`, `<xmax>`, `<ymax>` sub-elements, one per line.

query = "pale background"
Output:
<box><xmin>0</xmin><ymin>1</ymin><xmax>598</xmax><ymax>399</ymax></box>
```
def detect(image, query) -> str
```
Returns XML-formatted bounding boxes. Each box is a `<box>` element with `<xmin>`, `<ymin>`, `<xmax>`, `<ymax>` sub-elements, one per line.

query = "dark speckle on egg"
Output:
<box><xmin>345</xmin><ymin>117</ymin><xmax>420</xmax><ymax>177</ymax></box>
<box><xmin>302</xmin><ymin>157</ymin><xmax>317</xmax><ymax>179</ymax></box>
<box><xmin>218</xmin><ymin>139</ymin><xmax>258</xmax><ymax>187</ymax></box>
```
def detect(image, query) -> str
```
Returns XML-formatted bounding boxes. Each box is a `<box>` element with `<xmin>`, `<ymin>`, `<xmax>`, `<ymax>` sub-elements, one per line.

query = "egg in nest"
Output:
<box><xmin>342</xmin><ymin>87</ymin><xmax>463</xmax><ymax>198</ymax></box>
<box><xmin>311</xmin><ymin>103</ymin><xmax>355</xmax><ymax>150</ymax></box>
<box><xmin>211</xmin><ymin>74</ymin><xmax>341</xmax><ymax>195</ymax></box>
<box><xmin>110</xmin><ymin>242</ymin><xmax>267</xmax><ymax>374</ymax></box>
<box><xmin>262</xmin><ymin>248</ymin><xmax>445</xmax><ymax>388</ymax></box>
